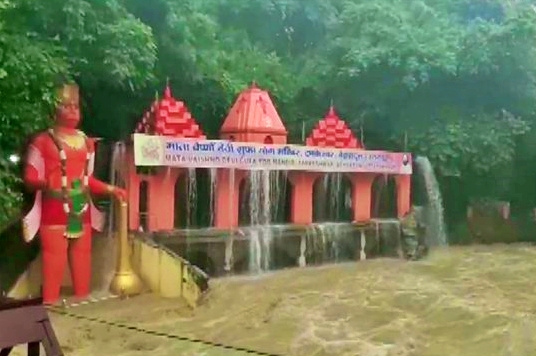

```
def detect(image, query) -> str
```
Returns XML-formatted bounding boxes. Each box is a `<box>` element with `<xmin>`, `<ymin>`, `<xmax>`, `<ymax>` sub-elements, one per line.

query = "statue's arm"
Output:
<box><xmin>22</xmin><ymin>134</ymin><xmax>47</xmax><ymax>242</ymax></box>
<box><xmin>23</xmin><ymin>135</ymin><xmax>46</xmax><ymax>191</ymax></box>
<box><xmin>88</xmin><ymin>176</ymin><xmax>112</xmax><ymax>196</ymax></box>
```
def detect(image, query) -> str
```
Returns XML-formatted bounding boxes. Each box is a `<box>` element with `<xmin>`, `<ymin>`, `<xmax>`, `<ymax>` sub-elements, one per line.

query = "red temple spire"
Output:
<box><xmin>220</xmin><ymin>84</ymin><xmax>287</xmax><ymax>142</ymax></box>
<box><xmin>306</xmin><ymin>106</ymin><xmax>363</xmax><ymax>149</ymax></box>
<box><xmin>133</xmin><ymin>84</ymin><xmax>205</xmax><ymax>139</ymax></box>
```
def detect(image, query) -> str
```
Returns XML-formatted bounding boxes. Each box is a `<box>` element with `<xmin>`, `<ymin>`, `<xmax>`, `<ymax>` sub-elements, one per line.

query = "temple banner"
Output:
<box><xmin>133</xmin><ymin>134</ymin><xmax>412</xmax><ymax>175</ymax></box>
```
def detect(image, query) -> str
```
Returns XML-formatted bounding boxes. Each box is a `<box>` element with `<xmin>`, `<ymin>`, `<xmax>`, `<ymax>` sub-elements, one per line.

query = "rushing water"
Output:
<box><xmin>414</xmin><ymin>156</ymin><xmax>448</xmax><ymax>246</ymax></box>
<box><xmin>247</xmin><ymin>170</ymin><xmax>277</xmax><ymax>272</ymax></box>
<box><xmin>44</xmin><ymin>244</ymin><xmax>536</xmax><ymax>356</ymax></box>
<box><xmin>244</xmin><ymin>169</ymin><xmax>358</xmax><ymax>272</ymax></box>
<box><xmin>313</xmin><ymin>223</ymin><xmax>343</xmax><ymax>261</ymax></box>
<box><xmin>231</xmin><ymin>221</ymin><xmax>366</xmax><ymax>274</ymax></box>
<box><xmin>315</xmin><ymin>172</ymin><xmax>351</xmax><ymax>222</ymax></box>
<box><xmin>270</xmin><ymin>171</ymin><xmax>282</xmax><ymax>222</ymax></box>
<box><xmin>324</xmin><ymin>173</ymin><xmax>342</xmax><ymax>220</ymax></box>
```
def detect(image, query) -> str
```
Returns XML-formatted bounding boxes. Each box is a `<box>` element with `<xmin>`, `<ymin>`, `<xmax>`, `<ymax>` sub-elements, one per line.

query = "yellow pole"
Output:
<box><xmin>109</xmin><ymin>201</ymin><xmax>143</xmax><ymax>297</ymax></box>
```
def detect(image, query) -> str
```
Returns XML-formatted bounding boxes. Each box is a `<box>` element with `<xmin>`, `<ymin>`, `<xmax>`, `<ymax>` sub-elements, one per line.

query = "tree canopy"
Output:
<box><xmin>2</xmin><ymin>0</ymin><xmax>536</xmax><ymax>230</ymax></box>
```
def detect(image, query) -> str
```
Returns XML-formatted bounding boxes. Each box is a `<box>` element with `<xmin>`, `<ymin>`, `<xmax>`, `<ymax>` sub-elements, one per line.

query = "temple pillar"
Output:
<box><xmin>127</xmin><ymin>140</ymin><xmax>184</xmax><ymax>232</ymax></box>
<box><xmin>214</xmin><ymin>169</ymin><xmax>246</xmax><ymax>229</ymax></box>
<box><xmin>348</xmin><ymin>173</ymin><xmax>376</xmax><ymax>223</ymax></box>
<box><xmin>288</xmin><ymin>172</ymin><xmax>321</xmax><ymax>225</ymax></box>
<box><xmin>395</xmin><ymin>174</ymin><xmax>411</xmax><ymax>218</ymax></box>
<box><xmin>149</xmin><ymin>168</ymin><xmax>183</xmax><ymax>231</ymax></box>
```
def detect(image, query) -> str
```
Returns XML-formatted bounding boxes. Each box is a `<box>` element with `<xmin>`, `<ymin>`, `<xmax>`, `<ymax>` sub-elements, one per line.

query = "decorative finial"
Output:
<box><xmin>327</xmin><ymin>99</ymin><xmax>336</xmax><ymax>117</ymax></box>
<box><xmin>251</xmin><ymin>81</ymin><xmax>258</xmax><ymax>89</ymax></box>
<box><xmin>164</xmin><ymin>78</ymin><xmax>171</xmax><ymax>99</ymax></box>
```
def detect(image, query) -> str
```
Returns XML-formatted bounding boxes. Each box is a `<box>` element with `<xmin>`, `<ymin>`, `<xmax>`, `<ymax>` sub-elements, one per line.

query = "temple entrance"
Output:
<box><xmin>174</xmin><ymin>169</ymin><xmax>199</xmax><ymax>228</ymax></box>
<box><xmin>238</xmin><ymin>171</ymin><xmax>289</xmax><ymax>225</ymax></box>
<box><xmin>193</xmin><ymin>168</ymin><xmax>215</xmax><ymax>227</ymax></box>
<box><xmin>313</xmin><ymin>173</ymin><xmax>353</xmax><ymax>222</ymax></box>
<box><xmin>371</xmin><ymin>175</ymin><xmax>397</xmax><ymax>218</ymax></box>
<box><xmin>282</xmin><ymin>174</ymin><xmax>292</xmax><ymax>224</ymax></box>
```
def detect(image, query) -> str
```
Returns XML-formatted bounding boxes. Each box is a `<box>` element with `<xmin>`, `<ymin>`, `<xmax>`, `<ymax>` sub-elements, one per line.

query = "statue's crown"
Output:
<box><xmin>56</xmin><ymin>84</ymin><xmax>79</xmax><ymax>105</ymax></box>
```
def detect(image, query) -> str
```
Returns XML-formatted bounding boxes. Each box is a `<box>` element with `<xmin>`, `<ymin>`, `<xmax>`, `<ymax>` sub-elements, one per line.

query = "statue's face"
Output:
<box><xmin>56</xmin><ymin>102</ymin><xmax>80</xmax><ymax>129</ymax></box>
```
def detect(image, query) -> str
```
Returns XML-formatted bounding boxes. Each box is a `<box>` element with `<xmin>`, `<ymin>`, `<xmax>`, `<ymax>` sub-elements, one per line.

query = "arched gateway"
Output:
<box><xmin>128</xmin><ymin>83</ymin><xmax>412</xmax><ymax>231</ymax></box>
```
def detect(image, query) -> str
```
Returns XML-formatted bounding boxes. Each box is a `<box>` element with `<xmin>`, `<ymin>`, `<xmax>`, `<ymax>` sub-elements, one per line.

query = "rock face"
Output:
<box><xmin>467</xmin><ymin>199</ymin><xmax>518</xmax><ymax>244</ymax></box>
<box><xmin>400</xmin><ymin>206</ymin><xmax>428</xmax><ymax>260</ymax></box>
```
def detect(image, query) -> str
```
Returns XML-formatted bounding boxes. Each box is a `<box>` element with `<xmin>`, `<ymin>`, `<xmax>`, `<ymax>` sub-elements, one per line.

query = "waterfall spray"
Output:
<box><xmin>248</xmin><ymin>171</ymin><xmax>262</xmax><ymax>271</ymax></box>
<box><xmin>414</xmin><ymin>156</ymin><xmax>448</xmax><ymax>246</ymax></box>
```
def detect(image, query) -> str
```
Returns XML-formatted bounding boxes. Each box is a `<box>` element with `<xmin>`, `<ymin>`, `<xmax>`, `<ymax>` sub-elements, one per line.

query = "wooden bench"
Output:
<box><xmin>0</xmin><ymin>297</ymin><xmax>63</xmax><ymax>356</ymax></box>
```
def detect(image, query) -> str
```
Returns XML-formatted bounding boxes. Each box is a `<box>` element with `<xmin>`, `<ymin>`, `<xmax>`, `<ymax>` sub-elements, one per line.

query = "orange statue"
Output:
<box><xmin>22</xmin><ymin>83</ymin><xmax>126</xmax><ymax>305</ymax></box>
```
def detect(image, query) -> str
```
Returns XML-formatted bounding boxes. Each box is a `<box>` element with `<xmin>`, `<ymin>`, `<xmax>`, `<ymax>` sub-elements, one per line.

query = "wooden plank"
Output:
<box><xmin>28</xmin><ymin>342</ymin><xmax>40</xmax><ymax>356</ymax></box>
<box><xmin>0</xmin><ymin>347</ymin><xmax>13</xmax><ymax>356</ymax></box>
<box><xmin>0</xmin><ymin>299</ymin><xmax>63</xmax><ymax>356</ymax></box>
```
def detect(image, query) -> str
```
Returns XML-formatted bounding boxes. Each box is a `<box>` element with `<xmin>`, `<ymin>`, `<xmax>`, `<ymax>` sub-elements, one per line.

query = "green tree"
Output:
<box><xmin>0</xmin><ymin>0</ymin><xmax>156</xmax><ymax>227</ymax></box>
<box><xmin>3</xmin><ymin>0</ymin><xmax>536</xmax><ymax>234</ymax></box>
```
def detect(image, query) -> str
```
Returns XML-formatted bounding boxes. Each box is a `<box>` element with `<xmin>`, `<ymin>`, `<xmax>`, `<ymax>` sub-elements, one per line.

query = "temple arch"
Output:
<box><xmin>371</xmin><ymin>175</ymin><xmax>398</xmax><ymax>218</ymax></box>
<box><xmin>313</xmin><ymin>173</ymin><xmax>353</xmax><ymax>222</ymax></box>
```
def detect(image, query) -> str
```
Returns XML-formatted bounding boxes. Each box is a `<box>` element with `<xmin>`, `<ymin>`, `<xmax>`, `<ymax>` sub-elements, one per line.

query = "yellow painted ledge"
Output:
<box><xmin>8</xmin><ymin>235</ymin><xmax>208</xmax><ymax>309</ymax></box>
<box><xmin>131</xmin><ymin>236</ymin><xmax>206</xmax><ymax>308</ymax></box>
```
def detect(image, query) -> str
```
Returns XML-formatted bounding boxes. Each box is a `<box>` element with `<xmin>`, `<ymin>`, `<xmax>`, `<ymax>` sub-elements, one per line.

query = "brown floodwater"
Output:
<box><xmin>10</xmin><ymin>244</ymin><xmax>536</xmax><ymax>356</ymax></box>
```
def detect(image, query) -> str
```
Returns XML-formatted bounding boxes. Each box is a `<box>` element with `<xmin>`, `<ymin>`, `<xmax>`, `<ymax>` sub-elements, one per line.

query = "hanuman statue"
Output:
<box><xmin>22</xmin><ymin>83</ymin><xmax>126</xmax><ymax>305</ymax></box>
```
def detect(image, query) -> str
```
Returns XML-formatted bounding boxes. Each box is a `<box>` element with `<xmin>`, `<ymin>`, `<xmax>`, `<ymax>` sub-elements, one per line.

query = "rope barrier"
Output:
<box><xmin>47</xmin><ymin>306</ymin><xmax>287</xmax><ymax>356</ymax></box>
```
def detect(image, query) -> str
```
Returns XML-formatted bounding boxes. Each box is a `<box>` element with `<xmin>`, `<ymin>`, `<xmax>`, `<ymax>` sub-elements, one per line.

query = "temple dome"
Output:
<box><xmin>134</xmin><ymin>85</ymin><xmax>205</xmax><ymax>139</ymax></box>
<box><xmin>220</xmin><ymin>83</ymin><xmax>287</xmax><ymax>143</ymax></box>
<box><xmin>306</xmin><ymin>106</ymin><xmax>363</xmax><ymax>149</ymax></box>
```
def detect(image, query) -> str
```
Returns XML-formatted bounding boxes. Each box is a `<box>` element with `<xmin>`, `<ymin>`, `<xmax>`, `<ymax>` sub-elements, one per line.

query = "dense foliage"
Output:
<box><xmin>2</xmin><ymin>0</ymin><xmax>536</xmax><ymax>230</ymax></box>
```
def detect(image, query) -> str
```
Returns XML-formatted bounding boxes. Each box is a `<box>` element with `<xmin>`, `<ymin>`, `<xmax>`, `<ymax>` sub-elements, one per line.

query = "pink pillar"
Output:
<box><xmin>395</xmin><ymin>174</ymin><xmax>411</xmax><ymax>218</ymax></box>
<box><xmin>126</xmin><ymin>145</ymin><xmax>183</xmax><ymax>231</ymax></box>
<box><xmin>348</xmin><ymin>173</ymin><xmax>376</xmax><ymax>223</ymax></box>
<box><xmin>288</xmin><ymin>172</ymin><xmax>321</xmax><ymax>225</ymax></box>
<box><xmin>214</xmin><ymin>169</ymin><xmax>245</xmax><ymax>229</ymax></box>
<box><xmin>147</xmin><ymin>168</ymin><xmax>182</xmax><ymax>231</ymax></box>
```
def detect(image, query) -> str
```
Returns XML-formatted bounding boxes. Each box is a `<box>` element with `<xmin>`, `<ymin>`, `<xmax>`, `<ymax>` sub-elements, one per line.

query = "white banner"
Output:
<box><xmin>133</xmin><ymin>134</ymin><xmax>412</xmax><ymax>175</ymax></box>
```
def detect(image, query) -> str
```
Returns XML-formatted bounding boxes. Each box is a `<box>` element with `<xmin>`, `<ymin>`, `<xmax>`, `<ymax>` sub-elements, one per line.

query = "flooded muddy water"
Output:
<box><xmin>11</xmin><ymin>244</ymin><xmax>536</xmax><ymax>355</ymax></box>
